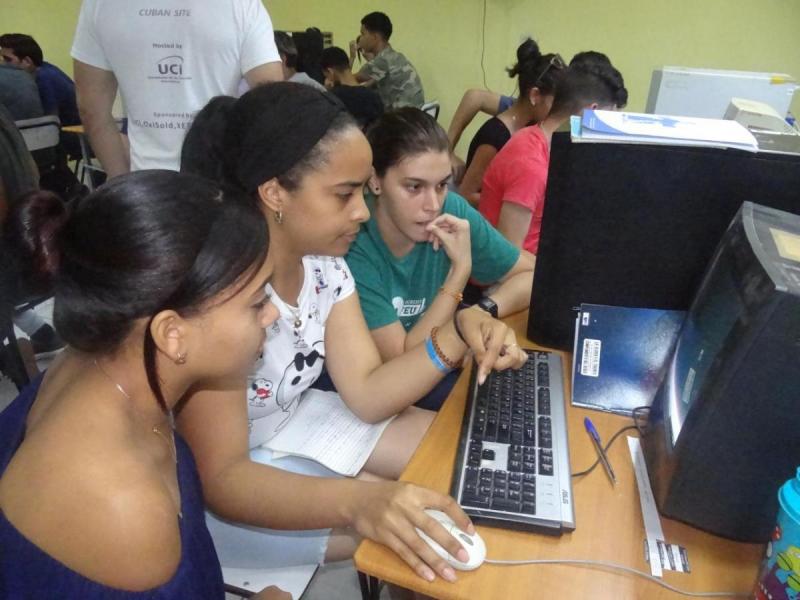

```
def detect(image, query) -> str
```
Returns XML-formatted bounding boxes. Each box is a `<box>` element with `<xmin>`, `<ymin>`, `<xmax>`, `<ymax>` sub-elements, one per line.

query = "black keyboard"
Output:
<box><xmin>450</xmin><ymin>349</ymin><xmax>575</xmax><ymax>534</ymax></box>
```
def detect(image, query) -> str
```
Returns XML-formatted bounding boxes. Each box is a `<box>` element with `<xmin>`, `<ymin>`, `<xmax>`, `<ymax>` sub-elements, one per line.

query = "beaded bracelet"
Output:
<box><xmin>439</xmin><ymin>286</ymin><xmax>464</xmax><ymax>303</ymax></box>
<box><xmin>430</xmin><ymin>326</ymin><xmax>463</xmax><ymax>370</ymax></box>
<box><xmin>425</xmin><ymin>336</ymin><xmax>452</xmax><ymax>373</ymax></box>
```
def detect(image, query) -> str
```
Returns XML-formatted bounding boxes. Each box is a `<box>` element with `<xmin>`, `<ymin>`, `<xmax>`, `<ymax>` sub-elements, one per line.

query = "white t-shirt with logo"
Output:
<box><xmin>247</xmin><ymin>255</ymin><xmax>355</xmax><ymax>448</ymax></box>
<box><xmin>71</xmin><ymin>0</ymin><xmax>280</xmax><ymax>171</ymax></box>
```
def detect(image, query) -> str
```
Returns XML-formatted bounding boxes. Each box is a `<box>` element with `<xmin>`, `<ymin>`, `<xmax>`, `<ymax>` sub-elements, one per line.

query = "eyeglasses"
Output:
<box><xmin>533</xmin><ymin>53</ymin><xmax>567</xmax><ymax>87</ymax></box>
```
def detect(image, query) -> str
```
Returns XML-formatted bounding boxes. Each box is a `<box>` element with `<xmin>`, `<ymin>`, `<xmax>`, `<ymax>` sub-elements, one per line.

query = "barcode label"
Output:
<box><xmin>648</xmin><ymin>540</ymin><xmax>690</xmax><ymax>573</ymax></box>
<box><xmin>580</xmin><ymin>339</ymin><xmax>602</xmax><ymax>377</ymax></box>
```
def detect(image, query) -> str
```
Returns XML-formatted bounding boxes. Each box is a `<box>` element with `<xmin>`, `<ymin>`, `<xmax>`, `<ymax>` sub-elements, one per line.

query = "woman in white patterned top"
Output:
<box><xmin>178</xmin><ymin>82</ymin><xmax>528</xmax><ymax>582</ymax></box>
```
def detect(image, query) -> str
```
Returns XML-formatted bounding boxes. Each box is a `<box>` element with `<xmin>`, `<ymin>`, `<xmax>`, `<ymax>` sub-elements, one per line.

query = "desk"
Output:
<box><xmin>354</xmin><ymin>310</ymin><xmax>763</xmax><ymax>599</ymax></box>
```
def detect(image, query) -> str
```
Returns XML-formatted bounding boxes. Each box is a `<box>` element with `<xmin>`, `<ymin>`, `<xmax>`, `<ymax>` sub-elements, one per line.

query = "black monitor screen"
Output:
<box><xmin>662</xmin><ymin>248</ymin><xmax>744</xmax><ymax>445</ymax></box>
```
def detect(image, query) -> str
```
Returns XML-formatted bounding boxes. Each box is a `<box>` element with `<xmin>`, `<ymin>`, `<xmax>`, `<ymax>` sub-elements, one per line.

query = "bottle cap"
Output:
<box><xmin>778</xmin><ymin>467</ymin><xmax>800</xmax><ymax>524</ymax></box>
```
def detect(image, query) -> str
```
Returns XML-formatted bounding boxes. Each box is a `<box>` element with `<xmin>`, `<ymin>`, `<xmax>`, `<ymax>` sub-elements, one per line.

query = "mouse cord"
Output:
<box><xmin>505</xmin><ymin>408</ymin><xmax>745</xmax><ymax>595</ymax></box>
<box><xmin>482</xmin><ymin>558</ymin><xmax>749</xmax><ymax>598</ymax></box>
<box><xmin>571</xmin><ymin>406</ymin><xmax>651</xmax><ymax>478</ymax></box>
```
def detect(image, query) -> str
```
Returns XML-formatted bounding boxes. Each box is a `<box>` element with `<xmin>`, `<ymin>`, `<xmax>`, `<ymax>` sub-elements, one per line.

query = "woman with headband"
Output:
<box><xmin>179</xmin><ymin>82</ymin><xmax>527</xmax><ymax>583</ymax></box>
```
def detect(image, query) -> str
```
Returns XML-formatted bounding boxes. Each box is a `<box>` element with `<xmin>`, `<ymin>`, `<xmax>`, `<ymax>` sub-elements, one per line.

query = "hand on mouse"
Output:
<box><xmin>347</xmin><ymin>480</ymin><xmax>474</xmax><ymax>583</ymax></box>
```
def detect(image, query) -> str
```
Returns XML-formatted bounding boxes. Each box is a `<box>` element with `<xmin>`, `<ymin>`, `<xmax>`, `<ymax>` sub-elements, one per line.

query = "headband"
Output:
<box><xmin>226</xmin><ymin>82</ymin><xmax>347</xmax><ymax>192</ymax></box>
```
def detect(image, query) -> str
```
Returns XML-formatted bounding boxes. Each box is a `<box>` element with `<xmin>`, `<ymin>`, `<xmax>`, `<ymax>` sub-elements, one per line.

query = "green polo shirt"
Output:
<box><xmin>346</xmin><ymin>191</ymin><xmax>519</xmax><ymax>331</ymax></box>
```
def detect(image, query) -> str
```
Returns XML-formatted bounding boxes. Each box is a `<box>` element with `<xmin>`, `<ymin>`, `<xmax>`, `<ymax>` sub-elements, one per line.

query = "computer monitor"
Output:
<box><xmin>642</xmin><ymin>202</ymin><xmax>800</xmax><ymax>542</ymax></box>
<box><xmin>528</xmin><ymin>133</ymin><xmax>800</xmax><ymax>351</ymax></box>
<box><xmin>645</xmin><ymin>66</ymin><xmax>797</xmax><ymax>119</ymax></box>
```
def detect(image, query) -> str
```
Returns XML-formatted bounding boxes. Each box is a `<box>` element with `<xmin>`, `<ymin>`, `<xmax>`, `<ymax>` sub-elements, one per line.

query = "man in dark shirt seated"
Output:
<box><xmin>1</xmin><ymin>33</ymin><xmax>83</xmax><ymax>198</ymax></box>
<box><xmin>320</xmin><ymin>46</ymin><xmax>383</xmax><ymax>130</ymax></box>
<box><xmin>0</xmin><ymin>34</ymin><xmax>81</xmax><ymax>131</ymax></box>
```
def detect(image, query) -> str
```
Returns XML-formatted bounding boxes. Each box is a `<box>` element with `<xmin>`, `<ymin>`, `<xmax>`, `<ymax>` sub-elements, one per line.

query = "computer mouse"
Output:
<box><xmin>415</xmin><ymin>509</ymin><xmax>486</xmax><ymax>571</ymax></box>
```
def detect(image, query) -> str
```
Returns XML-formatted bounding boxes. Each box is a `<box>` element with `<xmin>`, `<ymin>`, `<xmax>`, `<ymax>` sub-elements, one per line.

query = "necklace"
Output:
<box><xmin>286</xmin><ymin>304</ymin><xmax>302</xmax><ymax>329</ymax></box>
<box><xmin>93</xmin><ymin>359</ymin><xmax>178</xmax><ymax>464</ymax></box>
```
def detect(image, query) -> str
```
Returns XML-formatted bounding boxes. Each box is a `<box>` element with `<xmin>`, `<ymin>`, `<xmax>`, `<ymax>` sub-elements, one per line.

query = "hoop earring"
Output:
<box><xmin>274</xmin><ymin>211</ymin><xmax>283</xmax><ymax>225</ymax></box>
<box><xmin>175</xmin><ymin>352</ymin><xmax>187</xmax><ymax>365</ymax></box>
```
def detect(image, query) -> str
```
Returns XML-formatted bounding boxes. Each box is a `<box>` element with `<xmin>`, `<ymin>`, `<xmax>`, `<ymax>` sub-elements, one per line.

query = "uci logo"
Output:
<box><xmin>157</xmin><ymin>55</ymin><xmax>183</xmax><ymax>76</ymax></box>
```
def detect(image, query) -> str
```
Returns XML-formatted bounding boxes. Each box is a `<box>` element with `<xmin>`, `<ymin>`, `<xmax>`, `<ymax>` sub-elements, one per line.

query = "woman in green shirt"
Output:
<box><xmin>347</xmin><ymin>108</ymin><xmax>535</xmax><ymax>406</ymax></box>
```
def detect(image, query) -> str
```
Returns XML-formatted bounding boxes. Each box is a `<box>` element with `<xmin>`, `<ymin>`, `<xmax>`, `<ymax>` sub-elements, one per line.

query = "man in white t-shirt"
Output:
<box><xmin>71</xmin><ymin>0</ymin><xmax>283</xmax><ymax>176</ymax></box>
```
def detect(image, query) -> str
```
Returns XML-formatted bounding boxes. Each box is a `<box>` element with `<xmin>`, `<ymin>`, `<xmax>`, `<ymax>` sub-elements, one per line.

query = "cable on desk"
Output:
<box><xmin>571</xmin><ymin>425</ymin><xmax>638</xmax><ymax>478</ymax></box>
<box><xmin>482</xmin><ymin>558</ymin><xmax>749</xmax><ymax>598</ymax></box>
<box><xmin>571</xmin><ymin>406</ymin><xmax>651</xmax><ymax>478</ymax></box>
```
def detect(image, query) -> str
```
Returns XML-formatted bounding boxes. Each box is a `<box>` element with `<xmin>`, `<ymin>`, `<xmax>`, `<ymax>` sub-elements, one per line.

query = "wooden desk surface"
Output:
<box><xmin>354</xmin><ymin>311</ymin><xmax>763</xmax><ymax>599</ymax></box>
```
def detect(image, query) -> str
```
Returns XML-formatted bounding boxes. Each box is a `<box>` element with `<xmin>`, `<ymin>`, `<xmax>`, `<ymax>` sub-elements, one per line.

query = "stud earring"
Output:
<box><xmin>176</xmin><ymin>352</ymin><xmax>187</xmax><ymax>365</ymax></box>
<box><xmin>274</xmin><ymin>211</ymin><xmax>283</xmax><ymax>224</ymax></box>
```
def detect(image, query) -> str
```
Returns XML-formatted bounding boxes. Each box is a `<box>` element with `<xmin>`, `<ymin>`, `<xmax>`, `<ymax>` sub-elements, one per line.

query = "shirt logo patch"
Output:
<box><xmin>392</xmin><ymin>296</ymin><xmax>426</xmax><ymax>318</ymax></box>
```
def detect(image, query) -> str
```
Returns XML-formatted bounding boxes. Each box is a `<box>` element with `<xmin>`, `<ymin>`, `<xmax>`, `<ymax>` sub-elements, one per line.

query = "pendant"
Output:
<box><xmin>293</xmin><ymin>317</ymin><xmax>302</xmax><ymax>329</ymax></box>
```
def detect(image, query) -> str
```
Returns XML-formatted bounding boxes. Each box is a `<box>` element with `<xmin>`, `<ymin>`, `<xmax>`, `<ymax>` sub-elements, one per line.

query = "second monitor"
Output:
<box><xmin>528</xmin><ymin>133</ymin><xmax>800</xmax><ymax>351</ymax></box>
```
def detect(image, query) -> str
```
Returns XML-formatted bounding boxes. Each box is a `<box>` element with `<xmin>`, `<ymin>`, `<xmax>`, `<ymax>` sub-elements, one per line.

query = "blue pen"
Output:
<box><xmin>584</xmin><ymin>417</ymin><xmax>617</xmax><ymax>485</ymax></box>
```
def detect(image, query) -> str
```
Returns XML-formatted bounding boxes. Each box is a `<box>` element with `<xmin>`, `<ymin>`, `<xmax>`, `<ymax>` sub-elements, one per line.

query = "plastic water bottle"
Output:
<box><xmin>754</xmin><ymin>468</ymin><xmax>800</xmax><ymax>599</ymax></box>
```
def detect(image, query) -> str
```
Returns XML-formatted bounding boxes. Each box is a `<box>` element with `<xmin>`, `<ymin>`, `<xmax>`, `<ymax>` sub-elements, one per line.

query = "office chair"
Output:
<box><xmin>0</xmin><ymin>306</ymin><xmax>30</xmax><ymax>391</ymax></box>
<box><xmin>0</xmin><ymin>291</ymin><xmax>53</xmax><ymax>391</ymax></box>
<box><xmin>15</xmin><ymin>115</ymin><xmax>85</xmax><ymax>199</ymax></box>
<box><xmin>421</xmin><ymin>100</ymin><xmax>440</xmax><ymax>121</ymax></box>
<box><xmin>14</xmin><ymin>115</ymin><xmax>61</xmax><ymax>153</ymax></box>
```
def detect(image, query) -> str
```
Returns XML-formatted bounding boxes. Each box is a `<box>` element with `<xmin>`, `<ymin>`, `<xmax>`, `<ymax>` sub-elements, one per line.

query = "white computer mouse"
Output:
<box><xmin>415</xmin><ymin>509</ymin><xmax>486</xmax><ymax>571</ymax></box>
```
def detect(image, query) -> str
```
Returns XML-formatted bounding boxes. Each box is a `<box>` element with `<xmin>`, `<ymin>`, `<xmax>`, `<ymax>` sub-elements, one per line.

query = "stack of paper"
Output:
<box><xmin>263</xmin><ymin>389</ymin><xmax>394</xmax><ymax>477</ymax></box>
<box><xmin>571</xmin><ymin>109</ymin><xmax>759</xmax><ymax>152</ymax></box>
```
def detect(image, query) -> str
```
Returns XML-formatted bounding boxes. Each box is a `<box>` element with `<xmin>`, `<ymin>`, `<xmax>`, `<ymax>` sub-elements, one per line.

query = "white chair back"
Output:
<box><xmin>14</xmin><ymin>115</ymin><xmax>61</xmax><ymax>152</ymax></box>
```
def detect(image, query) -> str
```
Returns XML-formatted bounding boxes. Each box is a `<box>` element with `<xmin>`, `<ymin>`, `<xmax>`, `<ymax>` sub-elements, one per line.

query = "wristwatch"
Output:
<box><xmin>476</xmin><ymin>296</ymin><xmax>499</xmax><ymax>318</ymax></box>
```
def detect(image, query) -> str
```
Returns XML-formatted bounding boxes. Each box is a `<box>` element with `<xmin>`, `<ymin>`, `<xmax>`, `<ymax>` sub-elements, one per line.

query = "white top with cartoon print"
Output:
<box><xmin>247</xmin><ymin>255</ymin><xmax>355</xmax><ymax>448</ymax></box>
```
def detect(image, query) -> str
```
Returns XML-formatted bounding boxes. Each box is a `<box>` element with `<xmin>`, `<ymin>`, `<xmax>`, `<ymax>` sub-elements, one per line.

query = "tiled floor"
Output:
<box><xmin>1</xmin><ymin>301</ymin><xmax>383</xmax><ymax>600</ymax></box>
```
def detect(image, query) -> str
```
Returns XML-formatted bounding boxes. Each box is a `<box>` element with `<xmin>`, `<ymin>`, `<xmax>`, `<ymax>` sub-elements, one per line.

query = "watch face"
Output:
<box><xmin>478</xmin><ymin>297</ymin><xmax>498</xmax><ymax>318</ymax></box>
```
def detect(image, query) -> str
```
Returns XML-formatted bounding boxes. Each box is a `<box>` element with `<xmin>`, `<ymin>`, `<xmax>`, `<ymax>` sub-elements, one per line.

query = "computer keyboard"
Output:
<box><xmin>450</xmin><ymin>349</ymin><xmax>576</xmax><ymax>534</ymax></box>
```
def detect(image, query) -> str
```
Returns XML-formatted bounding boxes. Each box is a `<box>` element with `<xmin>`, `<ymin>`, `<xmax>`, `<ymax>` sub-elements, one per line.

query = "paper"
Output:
<box><xmin>263</xmin><ymin>389</ymin><xmax>394</xmax><ymax>477</ymax></box>
<box><xmin>644</xmin><ymin>540</ymin><xmax>691</xmax><ymax>573</ymax></box>
<box><xmin>573</xmin><ymin>109</ymin><xmax>759</xmax><ymax>152</ymax></box>
<box><xmin>579</xmin><ymin>338</ymin><xmax>601</xmax><ymax>377</ymax></box>
<box><xmin>628</xmin><ymin>437</ymin><xmax>691</xmax><ymax>575</ymax></box>
<box><xmin>222</xmin><ymin>564</ymin><xmax>318</xmax><ymax>597</ymax></box>
<box><xmin>628</xmin><ymin>436</ymin><xmax>665</xmax><ymax>577</ymax></box>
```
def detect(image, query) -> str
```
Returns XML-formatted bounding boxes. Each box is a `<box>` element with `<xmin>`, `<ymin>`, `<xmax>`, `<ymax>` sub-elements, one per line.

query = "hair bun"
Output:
<box><xmin>508</xmin><ymin>37</ymin><xmax>541</xmax><ymax>78</ymax></box>
<box><xmin>517</xmin><ymin>38</ymin><xmax>541</xmax><ymax>63</ymax></box>
<box><xmin>3</xmin><ymin>189</ymin><xmax>68</xmax><ymax>291</ymax></box>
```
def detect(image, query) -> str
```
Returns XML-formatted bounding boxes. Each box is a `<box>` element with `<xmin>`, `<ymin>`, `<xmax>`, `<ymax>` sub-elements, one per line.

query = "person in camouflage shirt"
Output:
<box><xmin>354</xmin><ymin>11</ymin><xmax>424</xmax><ymax>109</ymax></box>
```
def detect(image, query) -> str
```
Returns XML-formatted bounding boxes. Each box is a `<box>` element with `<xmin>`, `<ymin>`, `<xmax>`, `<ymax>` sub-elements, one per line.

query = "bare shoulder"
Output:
<box><xmin>0</xmin><ymin>433</ymin><xmax>182</xmax><ymax>591</ymax></box>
